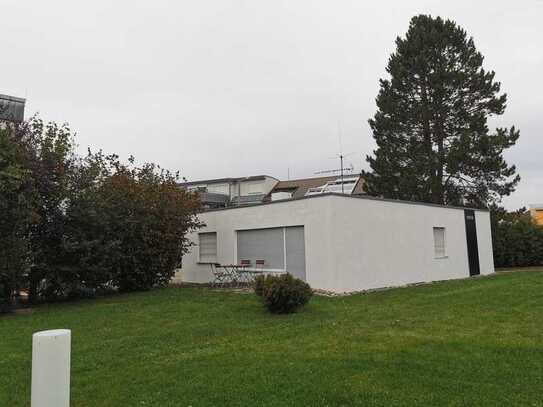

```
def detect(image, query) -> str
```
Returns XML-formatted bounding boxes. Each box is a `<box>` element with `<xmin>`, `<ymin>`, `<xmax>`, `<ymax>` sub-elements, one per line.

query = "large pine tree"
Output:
<box><xmin>363</xmin><ymin>15</ymin><xmax>520</xmax><ymax>208</ymax></box>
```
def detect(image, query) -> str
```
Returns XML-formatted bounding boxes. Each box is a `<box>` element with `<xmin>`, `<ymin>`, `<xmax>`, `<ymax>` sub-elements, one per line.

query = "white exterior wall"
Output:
<box><xmin>323</xmin><ymin>196</ymin><xmax>494</xmax><ymax>292</ymax></box>
<box><xmin>180</xmin><ymin>197</ymin><xmax>333</xmax><ymax>284</ymax></box>
<box><xmin>475</xmin><ymin>210</ymin><xmax>495</xmax><ymax>275</ymax></box>
<box><xmin>178</xmin><ymin>195</ymin><xmax>495</xmax><ymax>293</ymax></box>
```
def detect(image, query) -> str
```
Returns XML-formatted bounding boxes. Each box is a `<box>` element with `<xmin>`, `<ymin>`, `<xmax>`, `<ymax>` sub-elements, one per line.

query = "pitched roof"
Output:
<box><xmin>271</xmin><ymin>176</ymin><xmax>338</xmax><ymax>199</ymax></box>
<box><xmin>352</xmin><ymin>177</ymin><xmax>365</xmax><ymax>195</ymax></box>
<box><xmin>271</xmin><ymin>175</ymin><xmax>365</xmax><ymax>199</ymax></box>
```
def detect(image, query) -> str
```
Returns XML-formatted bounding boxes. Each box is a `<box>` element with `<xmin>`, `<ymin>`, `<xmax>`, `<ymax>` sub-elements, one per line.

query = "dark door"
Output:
<box><xmin>464</xmin><ymin>210</ymin><xmax>480</xmax><ymax>276</ymax></box>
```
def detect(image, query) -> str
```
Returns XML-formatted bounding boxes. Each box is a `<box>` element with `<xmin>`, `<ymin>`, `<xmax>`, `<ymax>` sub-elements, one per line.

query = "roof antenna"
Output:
<box><xmin>338</xmin><ymin>121</ymin><xmax>345</xmax><ymax>193</ymax></box>
<box><xmin>314</xmin><ymin>121</ymin><xmax>355</xmax><ymax>193</ymax></box>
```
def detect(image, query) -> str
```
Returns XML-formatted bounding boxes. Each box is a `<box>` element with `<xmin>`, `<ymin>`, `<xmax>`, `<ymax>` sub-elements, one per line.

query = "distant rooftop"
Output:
<box><xmin>0</xmin><ymin>94</ymin><xmax>26</xmax><ymax>103</ymax></box>
<box><xmin>271</xmin><ymin>174</ymin><xmax>364</xmax><ymax>199</ymax></box>
<box><xmin>0</xmin><ymin>93</ymin><xmax>26</xmax><ymax>123</ymax></box>
<box><xmin>179</xmin><ymin>175</ymin><xmax>277</xmax><ymax>187</ymax></box>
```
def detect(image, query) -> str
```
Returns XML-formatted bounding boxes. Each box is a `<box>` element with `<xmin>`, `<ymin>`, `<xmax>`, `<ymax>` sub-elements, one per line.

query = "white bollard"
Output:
<box><xmin>31</xmin><ymin>329</ymin><xmax>71</xmax><ymax>407</ymax></box>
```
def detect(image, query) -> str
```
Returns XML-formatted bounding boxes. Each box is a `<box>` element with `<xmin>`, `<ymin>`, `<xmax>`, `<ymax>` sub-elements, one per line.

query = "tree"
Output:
<box><xmin>363</xmin><ymin>15</ymin><xmax>520</xmax><ymax>208</ymax></box>
<box><xmin>0</xmin><ymin>125</ymin><xmax>33</xmax><ymax>311</ymax></box>
<box><xmin>490</xmin><ymin>206</ymin><xmax>543</xmax><ymax>268</ymax></box>
<box><xmin>62</xmin><ymin>153</ymin><xmax>202</xmax><ymax>293</ymax></box>
<box><xmin>21</xmin><ymin>118</ymin><xmax>76</xmax><ymax>301</ymax></box>
<box><xmin>2</xmin><ymin>115</ymin><xmax>202</xmax><ymax>303</ymax></box>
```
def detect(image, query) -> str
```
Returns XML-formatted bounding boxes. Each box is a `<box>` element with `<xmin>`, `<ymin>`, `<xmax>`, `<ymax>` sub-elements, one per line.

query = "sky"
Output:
<box><xmin>3</xmin><ymin>0</ymin><xmax>542</xmax><ymax>209</ymax></box>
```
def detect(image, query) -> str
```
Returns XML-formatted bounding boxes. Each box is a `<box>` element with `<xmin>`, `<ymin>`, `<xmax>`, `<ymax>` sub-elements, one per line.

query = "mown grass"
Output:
<box><xmin>1</xmin><ymin>270</ymin><xmax>543</xmax><ymax>406</ymax></box>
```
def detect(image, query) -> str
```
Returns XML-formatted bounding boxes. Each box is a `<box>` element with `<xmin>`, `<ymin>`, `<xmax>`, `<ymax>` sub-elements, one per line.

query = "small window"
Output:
<box><xmin>433</xmin><ymin>227</ymin><xmax>446</xmax><ymax>258</ymax></box>
<box><xmin>246</xmin><ymin>182</ymin><xmax>263</xmax><ymax>195</ymax></box>
<box><xmin>199</xmin><ymin>232</ymin><xmax>217</xmax><ymax>263</ymax></box>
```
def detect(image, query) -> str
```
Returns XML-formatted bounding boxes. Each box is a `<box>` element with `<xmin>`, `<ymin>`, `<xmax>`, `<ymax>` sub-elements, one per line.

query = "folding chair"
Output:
<box><xmin>238</xmin><ymin>260</ymin><xmax>252</xmax><ymax>285</ymax></box>
<box><xmin>210</xmin><ymin>263</ymin><xmax>228</xmax><ymax>287</ymax></box>
<box><xmin>247</xmin><ymin>259</ymin><xmax>265</xmax><ymax>283</ymax></box>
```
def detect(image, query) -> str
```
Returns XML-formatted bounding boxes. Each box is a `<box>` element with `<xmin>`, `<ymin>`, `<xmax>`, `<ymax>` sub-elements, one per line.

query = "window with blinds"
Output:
<box><xmin>236</xmin><ymin>226</ymin><xmax>306</xmax><ymax>279</ymax></box>
<box><xmin>433</xmin><ymin>227</ymin><xmax>446</xmax><ymax>258</ymax></box>
<box><xmin>237</xmin><ymin>227</ymin><xmax>285</xmax><ymax>270</ymax></box>
<box><xmin>199</xmin><ymin>232</ymin><xmax>217</xmax><ymax>263</ymax></box>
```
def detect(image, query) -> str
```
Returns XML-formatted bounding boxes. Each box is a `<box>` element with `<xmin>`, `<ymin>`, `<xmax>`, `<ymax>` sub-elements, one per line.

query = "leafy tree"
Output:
<box><xmin>2</xmin><ymin>115</ymin><xmax>202</xmax><ymax>303</ymax></box>
<box><xmin>490</xmin><ymin>206</ymin><xmax>543</xmax><ymax>268</ymax></box>
<box><xmin>363</xmin><ymin>15</ymin><xmax>520</xmax><ymax>208</ymax></box>
<box><xmin>62</xmin><ymin>152</ymin><xmax>202</xmax><ymax>293</ymax></box>
<box><xmin>20</xmin><ymin>118</ymin><xmax>76</xmax><ymax>301</ymax></box>
<box><xmin>0</xmin><ymin>125</ymin><xmax>33</xmax><ymax>311</ymax></box>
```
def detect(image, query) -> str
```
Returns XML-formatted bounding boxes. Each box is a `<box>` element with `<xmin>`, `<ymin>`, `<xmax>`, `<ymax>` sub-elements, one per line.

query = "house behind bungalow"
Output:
<box><xmin>180</xmin><ymin>174</ymin><xmax>365</xmax><ymax>208</ymax></box>
<box><xmin>179</xmin><ymin>175</ymin><xmax>279</xmax><ymax>209</ymax></box>
<box><xmin>530</xmin><ymin>204</ymin><xmax>543</xmax><ymax>226</ymax></box>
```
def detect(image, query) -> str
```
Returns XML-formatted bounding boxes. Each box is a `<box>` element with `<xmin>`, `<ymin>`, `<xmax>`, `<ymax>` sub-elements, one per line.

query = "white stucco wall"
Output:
<box><xmin>179</xmin><ymin>196</ymin><xmax>333</xmax><ymax>284</ymax></box>
<box><xmin>177</xmin><ymin>195</ymin><xmax>495</xmax><ymax>292</ymax></box>
<box><xmin>475</xmin><ymin>210</ymin><xmax>495</xmax><ymax>275</ymax></box>
<box><xmin>321</xmin><ymin>196</ymin><xmax>494</xmax><ymax>292</ymax></box>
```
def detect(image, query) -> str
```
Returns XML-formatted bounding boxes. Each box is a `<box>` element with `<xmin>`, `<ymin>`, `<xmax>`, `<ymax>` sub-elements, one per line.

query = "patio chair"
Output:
<box><xmin>244</xmin><ymin>259</ymin><xmax>265</xmax><ymax>284</ymax></box>
<box><xmin>255</xmin><ymin>259</ymin><xmax>265</xmax><ymax>270</ymax></box>
<box><xmin>238</xmin><ymin>260</ymin><xmax>252</xmax><ymax>285</ymax></box>
<box><xmin>240</xmin><ymin>259</ymin><xmax>252</xmax><ymax>268</ymax></box>
<box><xmin>209</xmin><ymin>263</ymin><xmax>229</xmax><ymax>287</ymax></box>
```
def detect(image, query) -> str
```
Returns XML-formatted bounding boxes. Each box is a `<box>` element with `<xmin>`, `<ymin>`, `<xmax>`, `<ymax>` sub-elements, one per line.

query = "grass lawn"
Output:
<box><xmin>2</xmin><ymin>270</ymin><xmax>543</xmax><ymax>406</ymax></box>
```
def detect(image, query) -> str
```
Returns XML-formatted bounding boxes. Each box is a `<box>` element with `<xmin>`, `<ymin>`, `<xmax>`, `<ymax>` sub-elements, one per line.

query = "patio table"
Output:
<box><xmin>216</xmin><ymin>264</ymin><xmax>264</xmax><ymax>286</ymax></box>
<box><xmin>215</xmin><ymin>264</ymin><xmax>246</xmax><ymax>287</ymax></box>
<box><xmin>241</xmin><ymin>268</ymin><xmax>264</xmax><ymax>284</ymax></box>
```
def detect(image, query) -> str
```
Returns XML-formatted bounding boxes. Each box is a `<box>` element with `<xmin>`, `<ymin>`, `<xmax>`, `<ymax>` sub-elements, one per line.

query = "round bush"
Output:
<box><xmin>254</xmin><ymin>273</ymin><xmax>312</xmax><ymax>314</ymax></box>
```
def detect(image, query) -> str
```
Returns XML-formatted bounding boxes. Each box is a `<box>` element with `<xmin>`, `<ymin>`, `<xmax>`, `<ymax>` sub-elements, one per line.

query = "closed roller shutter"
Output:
<box><xmin>237</xmin><ymin>228</ymin><xmax>285</xmax><ymax>270</ymax></box>
<box><xmin>285</xmin><ymin>226</ymin><xmax>306</xmax><ymax>281</ymax></box>
<box><xmin>237</xmin><ymin>226</ymin><xmax>306</xmax><ymax>280</ymax></box>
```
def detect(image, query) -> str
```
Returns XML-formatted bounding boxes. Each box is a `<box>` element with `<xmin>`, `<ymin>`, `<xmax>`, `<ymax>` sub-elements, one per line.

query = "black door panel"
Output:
<box><xmin>464</xmin><ymin>210</ymin><xmax>480</xmax><ymax>276</ymax></box>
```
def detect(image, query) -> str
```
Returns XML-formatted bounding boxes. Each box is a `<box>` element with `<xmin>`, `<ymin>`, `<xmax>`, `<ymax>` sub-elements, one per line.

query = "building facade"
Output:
<box><xmin>269</xmin><ymin>175</ymin><xmax>364</xmax><ymax>201</ymax></box>
<box><xmin>0</xmin><ymin>94</ymin><xmax>25</xmax><ymax>123</ymax></box>
<box><xmin>530</xmin><ymin>204</ymin><xmax>543</xmax><ymax>226</ymax></box>
<box><xmin>179</xmin><ymin>175</ymin><xmax>279</xmax><ymax>208</ymax></box>
<box><xmin>177</xmin><ymin>194</ymin><xmax>494</xmax><ymax>293</ymax></box>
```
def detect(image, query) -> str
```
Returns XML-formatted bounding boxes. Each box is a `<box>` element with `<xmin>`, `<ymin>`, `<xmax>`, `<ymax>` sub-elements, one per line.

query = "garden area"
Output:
<box><xmin>2</xmin><ymin>270</ymin><xmax>543</xmax><ymax>406</ymax></box>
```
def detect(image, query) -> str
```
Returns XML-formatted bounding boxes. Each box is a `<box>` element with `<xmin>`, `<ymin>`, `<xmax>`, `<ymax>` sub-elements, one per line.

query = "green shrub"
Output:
<box><xmin>253</xmin><ymin>274</ymin><xmax>271</xmax><ymax>298</ymax></box>
<box><xmin>491</xmin><ymin>206</ymin><xmax>543</xmax><ymax>268</ymax></box>
<box><xmin>254</xmin><ymin>273</ymin><xmax>312</xmax><ymax>314</ymax></box>
<box><xmin>0</xmin><ymin>281</ymin><xmax>13</xmax><ymax>313</ymax></box>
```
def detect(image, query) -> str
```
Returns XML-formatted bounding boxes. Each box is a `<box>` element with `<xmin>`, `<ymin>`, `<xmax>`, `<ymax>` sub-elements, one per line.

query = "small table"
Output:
<box><xmin>215</xmin><ymin>264</ymin><xmax>245</xmax><ymax>286</ymax></box>
<box><xmin>216</xmin><ymin>264</ymin><xmax>263</xmax><ymax>286</ymax></box>
<box><xmin>241</xmin><ymin>268</ymin><xmax>264</xmax><ymax>284</ymax></box>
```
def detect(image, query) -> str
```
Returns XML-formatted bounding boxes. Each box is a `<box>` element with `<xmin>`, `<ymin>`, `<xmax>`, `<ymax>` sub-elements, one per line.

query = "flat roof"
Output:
<box><xmin>201</xmin><ymin>192</ymin><xmax>489</xmax><ymax>214</ymax></box>
<box><xmin>0</xmin><ymin>94</ymin><xmax>26</xmax><ymax>103</ymax></box>
<box><xmin>179</xmin><ymin>175</ymin><xmax>277</xmax><ymax>187</ymax></box>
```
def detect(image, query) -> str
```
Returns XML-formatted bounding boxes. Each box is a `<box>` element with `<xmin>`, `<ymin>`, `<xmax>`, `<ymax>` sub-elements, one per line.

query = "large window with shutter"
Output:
<box><xmin>237</xmin><ymin>228</ymin><xmax>285</xmax><ymax>270</ymax></box>
<box><xmin>199</xmin><ymin>232</ymin><xmax>217</xmax><ymax>263</ymax></box>
<box><xmin>236</xmin><ymin>226</ymin><xmax>306</xmax><ymax>280</ymax></box>
<box><xmin>433</xmin><ymin>227</ymin><xmax>446</xmax><ymax>258</ymax></box>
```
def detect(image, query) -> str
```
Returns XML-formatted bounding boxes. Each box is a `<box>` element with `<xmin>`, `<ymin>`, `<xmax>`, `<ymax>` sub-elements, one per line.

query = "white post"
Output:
<box><xmin>31</xmin><ymin>329</ymin><xmax>71</xmax><ymax>407</ymax></box>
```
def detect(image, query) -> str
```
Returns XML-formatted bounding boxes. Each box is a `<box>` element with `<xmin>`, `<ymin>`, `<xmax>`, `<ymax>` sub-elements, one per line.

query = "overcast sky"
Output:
<box><xmin>3</xmin><ymin>0</ymin><xmax>542</xmax><ymax>209</ymax></box>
